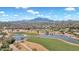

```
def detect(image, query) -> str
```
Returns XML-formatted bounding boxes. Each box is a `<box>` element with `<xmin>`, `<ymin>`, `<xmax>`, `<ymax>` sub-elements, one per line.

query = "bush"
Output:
<box><xmin>0</xmin><ymin>38</ymin><xmax>15</xmax><ymax>51</ymax></box>
<box><xmin>1</xmin><ymin>41</ymin><xmax>9</xmax><ymax>48</ymax></box>
<box><xmin>7</xmin><ymin>38</ymin><xmax>15</xmax><ymax>44</ymax></box>
<box><xmin>0</xmin><ymin>32</ymin><xmax>7</xmax><ymax>35</ymax></box>
<box><xmin>0</xmin><ymin>48</ymin><xmax>12</xmax><ymax>51</ymax></box>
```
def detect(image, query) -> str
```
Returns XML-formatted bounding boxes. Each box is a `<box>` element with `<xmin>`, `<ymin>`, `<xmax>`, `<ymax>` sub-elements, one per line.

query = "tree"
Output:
<box><xmin>37</xmin><ymin>30</ymin><xmax>40</xmax><ymax>34</ymax></box>
<box><xmin>0</xmin><ymin>32</ymin><xmax>8</xmax><ymax>40</ymax></box>
<box><xmin>45</xmin><ymin>30</ymin><xmax>49</xmax><ymax>35</ymax></box>
<box><xmin>0</xmin><ymin>40</ymin><xmax>10</xmax><ymax>51</ymax></box>
<box><xmin>0</xmin><ymin>38</ymin><xmax>15</xmax><ymax>51</ymax></box>
<box><xmin>7</xmin><ymin>38</ymin><xmax>15</xmax><ymax>44</ymax></box>
<box><xmin>60</xmin><ymin>30</ymin><xmax>64</xmax><ymax>34</ymax></box>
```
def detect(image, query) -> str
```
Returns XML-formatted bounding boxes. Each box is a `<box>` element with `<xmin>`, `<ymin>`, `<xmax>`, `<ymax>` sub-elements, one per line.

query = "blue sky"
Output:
<box><xmin>0</xmin><ymin>7</ymin><xmax>79</xmax><ymax>21</ymax></box>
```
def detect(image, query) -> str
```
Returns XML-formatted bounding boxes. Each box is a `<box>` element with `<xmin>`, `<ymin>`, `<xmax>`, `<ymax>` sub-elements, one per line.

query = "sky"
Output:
<box><xmin>0</xmin><ymin>7</ymin><xmax>79</xmax><ymax>21</ymax></box>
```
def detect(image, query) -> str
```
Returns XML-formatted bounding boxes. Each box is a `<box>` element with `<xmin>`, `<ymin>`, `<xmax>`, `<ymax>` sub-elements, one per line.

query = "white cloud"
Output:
<box><xmin>0</xmin><ymin>11</ymin><xmax>9</xmax><ymax>16</ymax></box>
<box><xmin>0</xmin><ymin>11</ymin><xmax>5</xmax><ymax>14</ymax></box>
<box><xmin>64</xmin><ymin>15</ymin><xmax>72</xmax><ymax>20</ymax></box>
<box><xmin>14</xmin><ymin>14</ymin><xmax>19</xmax><ymax>16</ymax></box>
<box><xmin>27</xmin><ymin>9</ymin><xmax>39</xmax><ymax>15</ymax></box>
<box><xmin>37</xmin><ymin>14</ymin><xmax>44</xmax><ymax>17</ymax></box>
<box><xmin>3</xmin><ymin>14</ymin><xmax>8</xmax><ymax>16</ymax></box>
<box><xmin>52</xmin><ymin>15</ymin><xmax>58</xmax><ymax>19</ymax></box>
<box><xmin>65</xmin><ymin>7</ymin><xmax>75</xmax><ymax>11</ymax></box>
<box><xmin>64</xmin><ymin>15</ymin><xmax>71</xmax><ymax>17</ymax></box>
<box><xmin>45</xmin><ymin>15</ymin><xmax>51</xmax><ymax>18</ymax></box>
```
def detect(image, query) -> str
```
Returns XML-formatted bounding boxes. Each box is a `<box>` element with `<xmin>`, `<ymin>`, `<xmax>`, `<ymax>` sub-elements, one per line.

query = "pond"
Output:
<box><xmin>10</xmin><ymin>33</ymin><xmax>79</xmax><ymax>44</ymax></box>
<box><xmin>38</xmin><ymin>34</ymin><xmax>79</xmax><ymax>44</ymax></box>
<box><xmin>11</xmin><ymin>34</ymin><xmax>27</xmax><ymax>41</ymax></box>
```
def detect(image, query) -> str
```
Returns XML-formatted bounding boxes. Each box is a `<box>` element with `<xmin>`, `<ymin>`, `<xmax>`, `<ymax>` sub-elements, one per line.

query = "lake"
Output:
<box><xmin>11</xmin><ymin>34</ymin><xmax>27</xmax><ymax>41</ymax></box>
<box><xmin>38</xmin><ymin>34</ymin><xmax>79</xmax><ymax>44</ymax></box>
<box><xmin>11</xmin><ymin>33</ymin><xmax>79</xmax><ymax>44</ymax></box>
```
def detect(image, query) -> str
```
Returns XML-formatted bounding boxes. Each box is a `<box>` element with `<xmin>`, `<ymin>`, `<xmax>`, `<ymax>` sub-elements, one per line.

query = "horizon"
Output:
<box><xmin>0</xmin><ymin>7</ymin><xmax>79</xmax><ymax>22</ymax></box>
<box><xmin>0</xmin><ymin>17</ymin><xmax>79</xmax><ymax>22</ymax></box>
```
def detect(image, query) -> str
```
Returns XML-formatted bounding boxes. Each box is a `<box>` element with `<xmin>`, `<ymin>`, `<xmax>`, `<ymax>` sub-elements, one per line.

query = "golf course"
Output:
<box><xmin>27</xmin><ymin>37</ymin><xmax>79</xmax><ymax>51</ymax></box>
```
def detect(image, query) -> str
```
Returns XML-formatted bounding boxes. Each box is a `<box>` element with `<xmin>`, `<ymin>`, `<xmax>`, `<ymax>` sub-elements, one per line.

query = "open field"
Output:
<box><xmin>27</xmin><ymin>37</ymin><xmax>79</xmax><ymax>51</ymax></box>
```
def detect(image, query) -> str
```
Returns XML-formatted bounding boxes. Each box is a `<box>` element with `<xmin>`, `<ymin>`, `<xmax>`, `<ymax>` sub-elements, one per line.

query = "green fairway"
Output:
<box><xmin>27</xmin><ymin>37</ymin><xmax>79</xmax><ymax>51</ymax></box>
<box><xmin>13</xmin><ymin>32</ymin><xmax>38</xmax><ymax>35</ymax></box>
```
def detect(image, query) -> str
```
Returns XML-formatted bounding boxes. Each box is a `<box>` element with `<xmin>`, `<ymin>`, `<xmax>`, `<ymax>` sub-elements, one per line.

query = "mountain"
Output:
<box><xmin>29</xmin><ymin>17</ymin><xmax>53</xmax><ymax>22</ymax></box>
<box><xmin>0</xmin><ymin>17</ymin><xmax>53</xmax><ymax>25</ymax></box>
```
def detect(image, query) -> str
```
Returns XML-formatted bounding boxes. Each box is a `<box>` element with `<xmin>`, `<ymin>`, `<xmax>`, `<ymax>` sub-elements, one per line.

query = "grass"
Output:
<box><xmin>27</xmin><ymin>37</ymin><xmax>79</xmax><ymax>51</ymax></box>
<box><xmin>13</xmin><ymin>32</ymin><xmax>38</xmax><ymax>35</ymax></box>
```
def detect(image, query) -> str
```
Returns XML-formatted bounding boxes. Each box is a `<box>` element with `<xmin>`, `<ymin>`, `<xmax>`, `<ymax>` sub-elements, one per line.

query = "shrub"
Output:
<box><xmin>7</xmin><ymin>38</ymin><xmax>15</xmax><ymax>44</ymax></box>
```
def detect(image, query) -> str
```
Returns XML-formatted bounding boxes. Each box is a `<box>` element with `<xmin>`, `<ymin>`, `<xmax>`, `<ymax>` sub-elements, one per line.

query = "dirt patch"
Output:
<box><xmin>21</xmin><ymin>41</ymin><xmax>48</xmax><ymax>51</ymax></box>
<box><xmin>10</xmin><ymin>41</ymin><xmax>48</xmax><ymax>51</ymax></box>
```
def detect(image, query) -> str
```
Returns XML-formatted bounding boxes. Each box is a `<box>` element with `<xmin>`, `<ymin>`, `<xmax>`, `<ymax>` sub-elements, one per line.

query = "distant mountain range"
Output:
<box><xmin>0</xmin><ymin>17</ymin><xmax>79</xmax><ymax>28</ymax></box>
<box><xmin>6</xmin><ymin>17</ymin><xmax>53</xmax><ymax>24</ymax></box>
<box><xmin>0</xmin><ymin>17</ymin><xmax>78</xmax><ymax>24</ymax></box>
<box><xmin>29</xmin><ymin>17</ymin><xmax>53</xmax><ymax>22</ymax></box>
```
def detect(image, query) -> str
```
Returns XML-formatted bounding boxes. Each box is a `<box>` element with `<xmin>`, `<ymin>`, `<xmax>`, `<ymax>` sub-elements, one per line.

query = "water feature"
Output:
<box><xmin>38</xmin><ymin>34</ymin><xmax>79</xmax><ymax>44</ymax></box>
<box><xmin>10</xmin><ymin>33</ymin><xmax>79</xmax><ymax>44</ymax></box>
<box><xmin>11</xmin><ymin>34</ymin><xmax>27</xmax><ymax>41</ymax></box>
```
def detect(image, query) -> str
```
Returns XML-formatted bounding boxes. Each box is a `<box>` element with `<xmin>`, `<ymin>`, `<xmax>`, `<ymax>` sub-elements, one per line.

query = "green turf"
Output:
<box><xmin>13</xmin><ymin>32</ymin><xmax>38</xmax><ymax>35</ymax></box>
<box><xmin>27</xmin><ymin>37</ymin><xmax>79</xmax><ymax>51</ymax></box>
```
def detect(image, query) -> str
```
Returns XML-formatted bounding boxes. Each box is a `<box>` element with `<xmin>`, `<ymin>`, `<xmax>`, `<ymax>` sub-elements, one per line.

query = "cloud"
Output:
<box><xmin>65</xmin><ymin>7</ymin><xmax>75</xmax><ymax>11</ymax></box>
<box><xmin>64</xmin><ymin>15</ymin><xmax>72</xmax><ymax>20</ymax></box>
<box><xmin>53</xmin><ymin>15</ymin><xmax>58</xmax><ymax>19</ymax></box>
<box><xmin>37</xmin><ymin>14</ymin><xmax>44</xmax><ymax>17</ymax></box>
<box><xmin>64</xmin><ymin>15</ymin><xmax>71</xmax><ymax>17</ymax></box>
<box><xmin>27</xmin><ymin>9</ymin><xmax>39</xmax><ymax>15</ymax></box>
<box><xmin>0</xmin><ymin>11</ymin><xmax>9</xmax><ymax>16</ymax></box>
<box><xmin>14</xmin><ymin>14</ymin><xmax>19</xmax><ymax>16</ymax></box>
<box><xmin>0</xmin><ymin>11</ymin><xmax>5</xmax><ymax>14</ymax></box>
<box><xmin>3</xmin><ymin>14</ymin><xmax>8</xmax><ymax>16</ymax></box>
<box><xmin>45</xmin><ymin>15</ymin><xmax>51</xmax><ymax>18</ymax></box>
